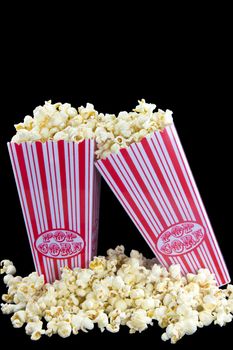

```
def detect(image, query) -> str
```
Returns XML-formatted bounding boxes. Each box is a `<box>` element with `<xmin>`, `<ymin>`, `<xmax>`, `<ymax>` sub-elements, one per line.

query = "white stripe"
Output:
<box><xmin>109</xmin><ymin>155</ymin><xmax>162</xmax><ymax>235</ymax></box>
<box><xmin>155</xmin><ymin>132</ymin><xmax>195</xmax><ymax>221</ymax></box>
<box><xmin>96</xmin><ymin>161</ymin><xmax>157</xmax><ymax>249</ymax></box>
<box><xmin>71</xmin><ymin>257</ymin><xmax>75</xmax><ymax>269</ymax></box>
<box><xmin>22</xmin><ymin>143</ymin><xmax>42</xmax><ymax>233</ymax></box>
<box><xmin>78</xmin><ymin>255</ymin><xmax>81</xmax><ymax>267</ymax></box>
<box><xmin>47</xmin><ymin>142</ymin><xmax>60</xmax><ymax>228</ymax></box>
<box><xmin>50</xmin><ymin>259</ymin><xmax>56</xmax><ymax>281</ymax></box>
<box><xmin>149</xmin><ymin>137</ymin><xmax>187</xmax><ymax>221</ymax></box>
<box><xmin>31</xmin><ymin>144</ymin><xmax>48</xmax><ymax>230</ymax></box>
<box><xmin>64</xmin><ymin>142</ymin><xmax>72</xmax><ymax>229</ymax></box>
<box><xmin>26</xmin><ymin>144</ymin><xmax>45</xmax><ymax>232</ymax></box>
<box><xmin>8</xmin><ymin>143</ymin><xmax>41</xmax><ymax>274</ymax></box>
<box><xmin>116</xmin><ymin>150</ymin><xmax>164</xmax><ymax>230</ymax></box>
<box><xmin>127</xmin><ymin>145</ymin><xmax>171</xmax><ymax>227</ymax></box>
<box><xmin>184</xmin><ymin>255</ymin><xmax>196</xmax><ymax>272</ymax></box>
<box><xmin>169</xmin><ymin>257</ymin><xmax>176</xmax><ymax>266</ymax></box>
<box><xmin>89</xmin><ymin>141</ymin><xmax>94</xmax><ymax>263</ymax></box>
<box><xmin>167</xmin><ymin>126</ymin><xmax>227</xmax><ymax>283</ymax></box>
<box><xmin>69</xmin><ymin>142</ymin><xmax>76</xmax><ymax>231</ymax></box>
<box><xmin>43</xmin><ymin>257</ymin><xmax>51</xmax><ymax>282</ymax></box>
<box><xmin>197</xmin><ymin>246</ymin><xmax>211</xmax><ymax>270</ymax></box>
<box><xmin>187</xmin><ymin>252</ymin><xmax>198</xmax><ymax>272</ymax></box>
<box><xmin>74</xmin><ymin>143</ymin><xmax>80</xmax><ymax>268</ymax></box>
<box><xmin>191</xmin><ymin>251</ymin><xmax>201</xmax><ymax>269</ymax></box>
<box><xmin>96</xmin><ymin>161</ymin><xmax>168</xmax><ymax>267</ymax></box>
<box><xmin>74</xmin><ymin>143</ymin><xmax>80</xmax><ymax>234</ymax></box>
<box><xmin>53</xmin><ymin>142</ymin><xmax>65</xmax><ymax>228</ymax></box>
<box><xmin>137</xmin><ymin>142</ymin><xmax>178</xmax><ymax>224</ymax></box>
<box><xmin>47</xmin><ymin>258</ymin><xmax>53</xmax><ymax>281</ymax></box>
<box><xmin>85</xmin><ymin>140</ymin><xmax>89</xmax><ymax>264</ymax></box>
<box><xmin>170</xmin><ymin>125</ymin><xmax>229</xmax><ymax>283</ymax></box>
<box><xmin>42</xmin><ymin>143</ymin><xmax>56</xmax><ymax>227</ymax></box>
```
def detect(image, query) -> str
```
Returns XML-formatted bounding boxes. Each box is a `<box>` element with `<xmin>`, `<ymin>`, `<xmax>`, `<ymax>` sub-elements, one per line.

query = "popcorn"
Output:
<box><xmin>199</xmin><ymin>311</ymin><xmax>214</xmax><ymax>326</ymax></box>
<box><xmin>57</xmin><ymin>321</ymin><xmax>72</xmax><ymax>338</ymax></box>
<box><xmin>11</xmin><ymin>310</ymin><xmax>26</xmax><ymax>328</ymax></box>
<box><xmin>1</xmin><ymin>245</ymin><xmax>232</xmax><ymax>343</ymax></box>
<box><xmin>0</xmin><ymin>260</ymin><xmax>16</xmax><ymax>275</ymax></box>
<box><xmin>127</xmin><ymin>309</ymin><xmax>152</xmax><ymax>333</ymax></box>
<box><xmin>11</xmin><ymin>99</ymin><xmax>173</xmax><ymax>159</ymax></box>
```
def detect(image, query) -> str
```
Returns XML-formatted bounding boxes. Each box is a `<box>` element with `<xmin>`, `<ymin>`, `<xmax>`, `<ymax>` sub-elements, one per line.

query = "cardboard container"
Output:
<box><xmin>95</xmin><ymin>124</ymin><xmax>230</xmax><ymax>286</ymax></box>
<box><xmin>8</xmin><ymin>139</ymin><xmax>101</xmax><ymax>282</ymax></box>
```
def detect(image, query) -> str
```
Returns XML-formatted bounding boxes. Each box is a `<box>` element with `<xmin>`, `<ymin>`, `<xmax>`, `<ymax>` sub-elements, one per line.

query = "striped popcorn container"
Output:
<box><xmin>96</xmin><ymin>124</ymin><xmax>230</xmax><ymax>286</ymax></box>
<box><xmin>8</xmin><ymin>139</ymin><xmax>101</xmax><ymax>283</ymax></box>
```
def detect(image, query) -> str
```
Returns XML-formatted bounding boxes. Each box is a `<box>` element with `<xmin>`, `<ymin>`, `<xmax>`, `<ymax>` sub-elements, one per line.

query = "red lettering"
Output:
<box><xmin>38</xmin><ymin>243</ymin><xmax>49</xmax><ymax>254</ymax></box>
<box><xmin>60</xmin><ymin>243</ymin><xmax>72</xmax><ymax>256</ymax></box>
<box><xmin>180</xmin><ymin>234</ymin><xmax>196</xmax><ymax>249</ymax></box>
<box><xmin>160</xmin><ymin>243</ymin><xmax>172</xmax><ymax>254</ymax></box>
<box><xmin>53</xmin><ymin>231</ymin><xmax>66</xmax><ymax>242</ymax></box>
<box><xmin>49</xmin><ymin>243</ymin><xmax>60</xmax><ymax>256</ymax></box>
<box><xmin>171</xmin><ymin>240</ymin><xmax>184</xmax><ymax>253</ymax></box>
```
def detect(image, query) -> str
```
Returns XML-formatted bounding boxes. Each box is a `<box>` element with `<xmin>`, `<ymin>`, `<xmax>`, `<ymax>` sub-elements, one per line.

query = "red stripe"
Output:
<box><xmin>121</xmin><ymin>147</ymin><xmax>167</xmax><ymax>228</ymax></box>
<box><xmin>15</xmin><ymin>144</ymin><xmax>39</xmax><ymax>237</ymax></box>
<box><xmin>73</xmin><ymin>142</ymin><xmax>77</xmax><ymax>232</ymax></box>
<box><xmin>52</xmin><ymin>142</ymin><xmax>62</xmax><ymax>228</ymax></box>
<box><xmin>24</xmin><ymin>144</ymin><xmax>42</xmax><ymax>233</ymax></box>
<box><xmin>9</xmin><ymin>143</ymin><xmax>40</xmax><ymax>274</ymax></box>
<box><xmin>111</xmin><ymin>155</ymin><xmax>162</xmax><ymax>234</ymax></box>
<box><xmin>171</xmin><ymin>126</ymin><xmax>229</xmax><ymax>283</ymax></box>
<box><xmin>142</xmin><ymin>137</ymin><xmax>183</xmax><ymax>222</ymax></box>
<box><xmin>68</xmin><ymin>143</ymin><xmax>73</xmax><ymax>230</ymax></box>
<box><xmin>88</xmin><ymin>140</ymin><xmax>91</xmax><ymax>263</ymax></box>
<box><xmin>15</xmin><ymin>144</ymin><xmax>47</xmax><ymax>277</ymax></box>
<box><xmin>134</xmin><ymin>142</ymin><xmax>173</xmax><ymax>226</ymax></box>
<box><xmin>100</xmin><ymin>156</ymin><xmax>158</xmax><ymax>242</ymax></box>
<box><xmin>168</xmin><ymin>126</ymin><xmax>227</xmax><ymax>284</ymax></box>
<box><xmin>36</xmin><ymin>142</ymin><xmax>53</xmax><ymax>230</ymax></box>
<box><xmin>31</xmin><ymin>144</ymin><xmax>47</xmax><ymax>231</ymax></box>
<box><xmin>154</xmin><ymin>133</ymin><xmax>192</xmax><ymax>220</ymax></box>
<box><xmin>46</xmin><ymin>142</ymin><xmax>58</xmax><ymax>228</ymax></box>
<box><xmin>79</xmin><ymin>140</ymin><xmax>86</xmax><ymax>267</ymax></box>
<box><xmin>58</xmin><ymin>141</ymin><xmax>69</xmax><ymax>229</ymax></box>
<box><xmin>53</xmin><ymin>260</ymin><xmax>59</xmax><ymax>279</ymax></box>
<box><xmin>161</xmin><ymin>128</ymin><xmax>225</xmax><ymax>283</ymax></box>
<box><xmin>150</xmin><ymin>136</ymin><xmax>187</xmax><ymax>221</ymax></box>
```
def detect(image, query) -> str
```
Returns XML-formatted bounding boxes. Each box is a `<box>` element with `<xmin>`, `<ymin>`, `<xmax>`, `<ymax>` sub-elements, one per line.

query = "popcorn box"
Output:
<box><xmin>95</xmin><ymin>124</ymin><xmax>230</xmax><ymax>286</ymax></box>
<box><xmin>8</xmin><ymin>139</ymin><xmax>101</xmax><ymax>282</ymax></box>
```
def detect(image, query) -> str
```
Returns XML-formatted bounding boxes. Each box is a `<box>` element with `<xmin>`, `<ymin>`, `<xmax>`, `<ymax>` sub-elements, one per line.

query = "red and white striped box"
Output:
<box><xmin>95</xmin><ymin>124</ymin><xmax>230</xmax><ymax>286</ymax></box>
<box><xmin>8</xmin><ymin>139</ymin><xmax>101</xmax><ymax>283</ymax></box>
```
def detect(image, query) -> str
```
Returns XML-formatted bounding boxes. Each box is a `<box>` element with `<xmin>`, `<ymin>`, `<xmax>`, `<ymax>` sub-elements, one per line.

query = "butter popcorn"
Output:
<box><xmin>95</xmin><ymin>99</ymin><xmax>173</xmax><ymax>159</ymax></box>
<box><xmin>11</xmin><ymin>99</ymin><xmax>173</xmax><ymax>160</ymax></box>
<box><xmin>11</xmin><ymin>101</ymin><xmax>98</xmax><ymax>144</ymax></box>
<box><xmin>1</xmin><ymin>246</ymin><xmax>232</xmax><ymax>343</ymax></box>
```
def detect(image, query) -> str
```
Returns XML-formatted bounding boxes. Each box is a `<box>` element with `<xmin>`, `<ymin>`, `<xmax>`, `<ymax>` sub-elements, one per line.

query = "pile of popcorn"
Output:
<box><xmin>11</xmin><ymin>99</ymin><xmax>173</xmax><ymax>159</ymax></box>
<box><xmin>1</xmin><ymin>246</ymin><xmax>233</xmax><ymax>343</ymax></box>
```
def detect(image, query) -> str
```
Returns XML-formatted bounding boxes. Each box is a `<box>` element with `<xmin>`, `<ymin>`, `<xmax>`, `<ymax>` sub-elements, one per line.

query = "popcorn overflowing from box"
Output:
<box><xmin>3</xmin><ymin>98</ymin><xmax>231</xmax><ymax>342</ymax></box>
<box><xmin>8</xmin><ymin>101</ymin><xmax>102</xmax><ymax>282</ymax></box>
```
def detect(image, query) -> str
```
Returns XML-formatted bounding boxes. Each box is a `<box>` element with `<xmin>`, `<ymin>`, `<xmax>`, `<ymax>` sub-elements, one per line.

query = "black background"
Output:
<box><xmin>0</xmin><ymin>4</ymin><xmax>232</xmax><ymax>348</ymax></box>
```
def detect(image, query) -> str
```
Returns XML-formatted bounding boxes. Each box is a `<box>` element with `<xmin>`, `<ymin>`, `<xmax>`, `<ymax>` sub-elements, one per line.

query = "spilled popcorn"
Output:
<box><xmin>11</xmin><ymin>99</ymin><xmax>173</xmax><ymax>159</ymax></box>
<box><xmin>1</xmin><ymin>247</ymin><xmax>233</xmax><ymax>343</ymax></box>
